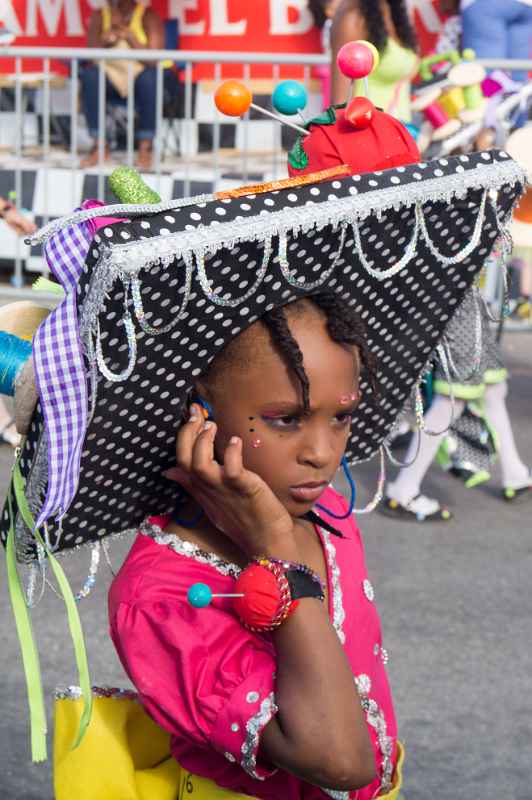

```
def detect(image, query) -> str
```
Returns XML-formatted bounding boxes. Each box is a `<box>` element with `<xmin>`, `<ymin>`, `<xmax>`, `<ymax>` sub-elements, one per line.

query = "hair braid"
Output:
<box><xmin>261</xmin><ymin>293</ymin><xmax>378</xmax><ymax>411</ymax></box>
<box><xmin>310</xmin><ymin>292</ymin><xmax>379</xmax><ymax>395</ymax></box>
<box><xmin>261</xmin><ymin>306</ymin><xmax>311</xmax><ymax>410</ymax></box>
<box><xmin>387</xmin><ymin>0</ymin><xmax>418</xmax><ymax>53</ymax></box>
<box><xmin>355</xmin><ymin>0</ymin><xmax>418</xmax><ymax>54</ymax></box>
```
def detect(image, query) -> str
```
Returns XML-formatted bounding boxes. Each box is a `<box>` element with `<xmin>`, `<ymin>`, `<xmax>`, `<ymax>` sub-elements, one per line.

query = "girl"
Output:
<box><xmin>330</xmin><ymin>0</ymin><xmax>418</xmax><ymax>118</ymax></box>
<box><xmin>109</xmin><ymin>293</ymin><xmax>401</xmax><ymax>798</ymax></box>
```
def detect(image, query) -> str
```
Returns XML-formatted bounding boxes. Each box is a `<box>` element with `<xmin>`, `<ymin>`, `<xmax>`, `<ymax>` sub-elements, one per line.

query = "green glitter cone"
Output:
<box><xmin>108</xmin><ymin>167</ymin><xmax>161</xmax><ymax>205</ymax></box>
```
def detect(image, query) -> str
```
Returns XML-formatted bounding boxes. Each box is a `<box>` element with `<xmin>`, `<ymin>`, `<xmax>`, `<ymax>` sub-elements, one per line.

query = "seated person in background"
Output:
<box><xmin>80</xmin><ymin>0</ymin><xmax>166</xmax><ymax>171</ymax></box>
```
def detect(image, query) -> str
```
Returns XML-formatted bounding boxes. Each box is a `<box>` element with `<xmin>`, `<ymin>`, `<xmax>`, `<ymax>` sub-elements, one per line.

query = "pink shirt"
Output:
<box><xmin>109</xmin><ymin>488</ymin><xmax>397</xmax><ymax>799</ymax></box>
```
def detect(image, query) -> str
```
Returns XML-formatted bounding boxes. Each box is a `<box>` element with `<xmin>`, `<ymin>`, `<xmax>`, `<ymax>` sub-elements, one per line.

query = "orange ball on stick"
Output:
<box><xmin>214</xmin><ymin>80</ymin><xmax>252</xmax><ymax>117</ymax></box>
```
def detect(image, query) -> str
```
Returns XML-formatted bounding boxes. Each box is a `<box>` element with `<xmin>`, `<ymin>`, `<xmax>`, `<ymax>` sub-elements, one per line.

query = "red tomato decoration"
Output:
<box><xmin>345</xmin><ymin>96</ymin><xmax>375</xmax><ymax>129</ymax></box>
<box><xmin>233</xmin><ymin>565</ymin><xmax>281</xmax><ymax>629</ymax></box>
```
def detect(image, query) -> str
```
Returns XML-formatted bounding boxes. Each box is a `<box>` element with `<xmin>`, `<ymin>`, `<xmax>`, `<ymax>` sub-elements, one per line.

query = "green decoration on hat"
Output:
<box><xmin>108</xmin><ymin>167</ymin><xmax>161</xmax><ymax>205</ymax></box>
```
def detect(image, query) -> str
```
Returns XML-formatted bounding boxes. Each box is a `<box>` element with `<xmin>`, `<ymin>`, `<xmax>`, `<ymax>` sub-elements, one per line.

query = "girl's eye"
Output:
<box><xmin>262</xmin><ymin>415</ymin><xmax>301</xmax><ymax>429</ymax></box>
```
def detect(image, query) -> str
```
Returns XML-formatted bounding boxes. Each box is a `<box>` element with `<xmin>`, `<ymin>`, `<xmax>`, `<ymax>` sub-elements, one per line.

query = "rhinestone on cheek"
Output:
<box><xmin>251</xmin><ymin>438</ymin><xmax>262</xmax><ymax>448</ymax></box>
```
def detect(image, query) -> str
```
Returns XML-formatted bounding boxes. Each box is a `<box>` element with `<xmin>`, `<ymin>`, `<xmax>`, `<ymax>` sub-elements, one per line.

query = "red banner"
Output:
<box><xmin>0</xmin><ymin>0</ymin><xmax>446</xmax><ymax>74</ymax></box>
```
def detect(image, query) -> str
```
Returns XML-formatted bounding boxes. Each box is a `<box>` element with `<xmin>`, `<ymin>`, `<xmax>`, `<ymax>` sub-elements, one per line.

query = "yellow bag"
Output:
<box><xmin>54</xmin><ymin>687</ymin><xmax>404</xmax><ymax>800</ymax></box>
<box><xmin>53</xmin><ymin>688</ymin><xmax>256</xmax><ymax>800</ymax></box>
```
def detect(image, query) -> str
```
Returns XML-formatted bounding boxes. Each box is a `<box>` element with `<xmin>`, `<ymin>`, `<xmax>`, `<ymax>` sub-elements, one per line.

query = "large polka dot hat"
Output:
<box><xmin>1</xmin><ymin>150</ymin><xmax>525</xmax><ymax>561</ymax></box>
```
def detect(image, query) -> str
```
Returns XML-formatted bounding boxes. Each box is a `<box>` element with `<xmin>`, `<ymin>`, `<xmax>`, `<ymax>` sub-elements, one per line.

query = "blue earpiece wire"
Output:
<box><xmin>316</xmin><ymin>456</ymin><xmax>356</xmax><ymax>520</ymax></box>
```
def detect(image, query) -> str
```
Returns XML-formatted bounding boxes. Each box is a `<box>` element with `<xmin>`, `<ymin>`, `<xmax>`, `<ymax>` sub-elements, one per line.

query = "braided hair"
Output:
<box><xmin>308</xmin><ymin>0</ymin><xmax>328</xmax><ymax>29</ymax></box>
<box><xmin>261</xmin><ymin>292</ymin><xmax>378</xmax><ymax>411</ymax></box>
<box><xmin>352</xmin><ymin>0</ymin><xmax>418</xmax><ymax>54</ymax></box>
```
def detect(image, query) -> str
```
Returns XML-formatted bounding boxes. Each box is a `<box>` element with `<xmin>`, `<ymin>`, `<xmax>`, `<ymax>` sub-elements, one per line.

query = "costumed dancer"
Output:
<box><xmin>0</xmin><ymin>55</ymin><xmax>525</xmax><ymax>800</ymax></box>
<box><xmin>384</xmin><ymin>289</ymin><xmax>531</xmax><ymax>522</ymax></box>
<box><xmin>330</xmin><ymin>0</ymin><xmax>418</xmax><ymax>121</ymax></box>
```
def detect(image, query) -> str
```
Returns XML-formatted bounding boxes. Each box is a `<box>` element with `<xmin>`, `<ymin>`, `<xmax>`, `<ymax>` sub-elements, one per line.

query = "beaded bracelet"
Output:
<box><xmin>266</xmin><ymin>557</ymin><xmax>325</xmax><ymax>596</ymax></box>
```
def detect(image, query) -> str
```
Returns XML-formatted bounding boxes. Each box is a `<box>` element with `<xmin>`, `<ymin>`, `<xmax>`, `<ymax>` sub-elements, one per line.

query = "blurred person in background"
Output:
<box><xmin>0</xmin><ymin>197</ymin><xmax>36</xmax><ymax>447</ymax></box>
<box><xmin>330</xmin><ymin>0</ymin><xmax>418</xmax><ymax>121</ymax></box>
<box><xmin>308</xmin><ymin>0</ymin><xmax>342</xmax><ymax>108</ymax></box>
<box><xmin>80</xmin><ymin>0</ymin><xmax>167</xmax><ymax>171</ymax></box>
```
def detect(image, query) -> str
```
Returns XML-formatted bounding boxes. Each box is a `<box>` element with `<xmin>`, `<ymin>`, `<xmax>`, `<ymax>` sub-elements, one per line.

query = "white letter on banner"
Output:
<box><xmin>167</xmin><ymin>0</ymin><xmax>205</xmax><ymax>35</ymax></box>
<box><xmin>270</xmin><ymin>0</ymin><xmax>313</xmax><ymax>35</ymax></box>
<box><xmin>406</xmin><ymin>0</ymin><xmax>442</xmax><ymax>33</ymax></box>
<box><xmin>210</xmin><ymin>0</ymin><xmax>246</xmax><ymax>35</ymax></box>
<box><xmin>26</xmin><ymin>0</ymin><xmax>83</xmax><ymax>36</ymax></box>
<box><xmin>0</xmin><ymin>0</ymin><xmax>22</xmax><ymax>34</ymax></box>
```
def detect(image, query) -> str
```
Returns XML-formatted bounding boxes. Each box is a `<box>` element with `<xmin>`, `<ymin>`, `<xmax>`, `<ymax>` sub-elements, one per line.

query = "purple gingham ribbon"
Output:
<box><xmin>33</xmin><ymin>221</ymin><xmax>92</xmax><ymax>527</ymax></box>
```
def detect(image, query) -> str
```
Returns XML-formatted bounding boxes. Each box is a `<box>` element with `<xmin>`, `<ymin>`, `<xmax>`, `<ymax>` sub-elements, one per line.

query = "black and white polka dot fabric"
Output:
<box><xmin>2</xmin><ymin>150</ymin><xmax>525</xmax><ymax>560</ymax></box>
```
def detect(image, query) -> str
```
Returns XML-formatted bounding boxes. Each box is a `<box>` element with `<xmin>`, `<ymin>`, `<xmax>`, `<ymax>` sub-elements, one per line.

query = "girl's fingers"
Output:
<box><xmin>162</xmin><ymin>466</ymin><xmax>191</xmax><ymax>491</ymax></box>
<box><xmin>191</xmin><ymin>421</ymin><xmax>222</xmax><ymax>484</ymax></box>
<box><xmin>223</xmin><ymin>436</ymin><xmax>245</xmax><ymax>484</ymax></box>
<box><xmin>175</xmin><ymin>404</ymin><xmax>204</xmax><ymax>470</ymax></box>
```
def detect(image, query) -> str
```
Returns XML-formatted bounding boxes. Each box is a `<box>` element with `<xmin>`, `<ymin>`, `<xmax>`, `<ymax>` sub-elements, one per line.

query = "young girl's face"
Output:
<box><xmin>199</xmin><ymin>303</ymin><xmax>360</xmax><ymax>518</ymax></box>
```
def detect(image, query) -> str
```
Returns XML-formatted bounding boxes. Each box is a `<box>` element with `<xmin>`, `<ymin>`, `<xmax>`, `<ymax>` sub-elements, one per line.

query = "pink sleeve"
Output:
<box><xmin>111</xmin><ymin>600</ymin><xmax>278</xmax><ymax>780</ymax></box>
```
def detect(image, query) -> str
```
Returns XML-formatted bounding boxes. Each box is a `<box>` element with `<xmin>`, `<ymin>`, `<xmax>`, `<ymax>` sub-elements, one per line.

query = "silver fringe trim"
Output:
<box><xmin>87</xmin><ymin>158</ymin><xmax>524</xmax><ymax>280</ymax></box>
<box><xmin>27</xmin><ymin>193</ymin><xmax>215</xmax><ymax>246</ymax></box>
<box><xmin>240</xmin><ymin>693</ymin><xmax>278</xmax><ymax>780</ymax></box>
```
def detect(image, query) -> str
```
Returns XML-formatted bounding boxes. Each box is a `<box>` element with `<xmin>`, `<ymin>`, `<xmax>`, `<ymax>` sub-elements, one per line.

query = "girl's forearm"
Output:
<box><xmin>260</xmin><ymin>596</ymin><xmax>375</xmax><ymax>790</ymax></box>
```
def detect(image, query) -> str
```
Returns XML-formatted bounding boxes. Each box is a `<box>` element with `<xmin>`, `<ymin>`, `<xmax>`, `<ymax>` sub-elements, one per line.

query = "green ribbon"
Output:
<box><xmin>8</xmin><ymin>460</ymin><xmax>93</xmax><ymax>759</ymax></box>
<box><xmin>6</xmin><ymin>488</ymin><xmax>47</xmax><ymax>762</ymax></box>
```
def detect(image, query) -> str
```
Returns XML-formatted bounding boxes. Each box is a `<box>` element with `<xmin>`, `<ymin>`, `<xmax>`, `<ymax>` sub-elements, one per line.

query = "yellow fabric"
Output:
<box><xmin>54</xmin><ymin>691</ymin><xmax>404</xmax><ymax>800</ymax></box>
<box><xmin>101</xmin><ymin>4</ymin><xmax>172</xmax><ymax>69</ymax></box>
<box><xmin>363</xmin><ymin>38</ymin><xmax>418</xmax><ymax>122</ymax></box>
<box><xmin>101</xmin><ymin>4</ymin><xmax>147</xmax><ymax>45</ymax></box>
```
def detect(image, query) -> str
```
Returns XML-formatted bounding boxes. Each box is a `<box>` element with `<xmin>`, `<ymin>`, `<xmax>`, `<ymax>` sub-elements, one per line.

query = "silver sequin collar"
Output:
<box><xmin>139</xmin><ymin>518</ymin><xmax>242</xmax><ymax>579</ymax></box>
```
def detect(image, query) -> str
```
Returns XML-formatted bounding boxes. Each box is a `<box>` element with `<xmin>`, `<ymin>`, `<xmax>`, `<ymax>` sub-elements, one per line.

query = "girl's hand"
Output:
<box><xmin>163</xmin><ymin>405</ymin><xmax>296</xmax><ymax>557</ymax></box>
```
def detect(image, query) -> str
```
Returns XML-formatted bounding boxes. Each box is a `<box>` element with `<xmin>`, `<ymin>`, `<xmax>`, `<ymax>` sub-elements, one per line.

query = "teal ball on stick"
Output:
<box><xmin>187</xmin><ymin>582</ymin><xmax>213</xmax><ymax>608</ymax></box>
<box><xmin>272</xmin><ymin>81</ymin><xmax>308</xmax><ymax>116</ymax></box>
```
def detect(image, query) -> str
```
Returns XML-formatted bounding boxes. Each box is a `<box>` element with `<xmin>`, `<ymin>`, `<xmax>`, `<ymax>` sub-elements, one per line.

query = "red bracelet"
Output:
<box><xmin>233</xmin><ymin>556</ymin><xmax>326</xmax><ymax>633</ymax></box>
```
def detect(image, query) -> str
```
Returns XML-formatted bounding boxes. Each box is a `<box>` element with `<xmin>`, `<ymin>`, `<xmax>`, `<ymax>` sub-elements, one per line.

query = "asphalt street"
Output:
<box><xmin>0</xmin><ymin>332</ymin><xmax>531</xmax><ymax>800</ymax></box>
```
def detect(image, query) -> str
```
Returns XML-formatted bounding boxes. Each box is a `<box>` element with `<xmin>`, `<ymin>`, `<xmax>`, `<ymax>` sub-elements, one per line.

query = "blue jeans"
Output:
<box><xmin>80</xmin><ymin>63</ymin><xmax>157</xmax><ymax>142</ymax></box>
<box><xmin>462</xmin><ymin>0</ymin><xmax>532</xmax><ymax>82</ymax></box>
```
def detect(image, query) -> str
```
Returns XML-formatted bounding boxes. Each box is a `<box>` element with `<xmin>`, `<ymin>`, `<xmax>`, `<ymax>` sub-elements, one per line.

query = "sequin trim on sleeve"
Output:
<box><xmin>320</xmin><ymin>528</ymin><xmax>346</xmax><ymax>644</ymax></box>
<box><xmin>240</xmin><ymin>692</ymin><xmax>278</xmax><ymax>780</ymax></box>
<box><xmin>355</xmin><ymin>675</ymin><xmax>394</xmax><ymax>794</ymax></box>
<box><xmin>139</xmin><ymin>519</ymin><xmax>242</xmax><ymax>579</ymax></box>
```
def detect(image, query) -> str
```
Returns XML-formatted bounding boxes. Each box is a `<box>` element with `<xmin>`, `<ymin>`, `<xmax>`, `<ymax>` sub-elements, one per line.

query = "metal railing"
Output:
<box><xmin>0</xmin><ymin>46</ymin><xmax>329</xmax><ymax>289</ymax></box>
<box><xmin>0</xmin><ymin>47</ymin><xmax>530</xmax><ymax>292</ymax></box>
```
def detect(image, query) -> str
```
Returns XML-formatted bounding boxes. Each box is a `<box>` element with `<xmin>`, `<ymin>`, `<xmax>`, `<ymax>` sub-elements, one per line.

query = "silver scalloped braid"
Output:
<box><xmin>2</xmin><ymin>150</ymin><xmax>525</xmax><ymax>560</ymax></box>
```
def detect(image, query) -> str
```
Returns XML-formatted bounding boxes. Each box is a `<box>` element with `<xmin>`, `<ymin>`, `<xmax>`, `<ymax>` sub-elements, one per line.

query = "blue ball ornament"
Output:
<box><xmin>272</xmin><ymin>81</ymin><xmax>307</xmax><ymax>116</ymax></box>
<box><xmin>187</xmin><ymin>582</ymin><xmax>213</xmax><ymax>608</ymax></box>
